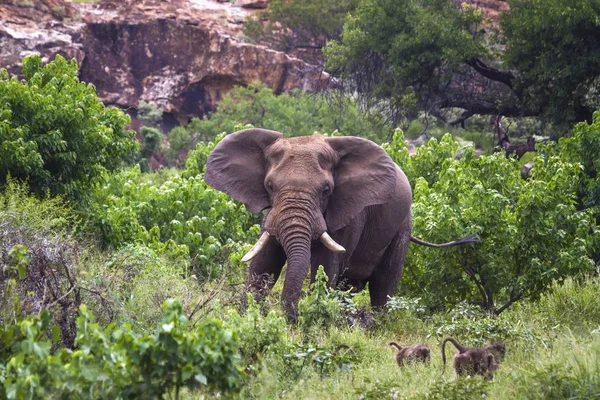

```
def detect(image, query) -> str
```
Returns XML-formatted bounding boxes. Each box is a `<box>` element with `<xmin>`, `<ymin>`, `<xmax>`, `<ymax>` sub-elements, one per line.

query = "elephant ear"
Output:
<box><xmin>325</xmin><ymin>136</ymin><xmax>398</xmax><ymax>232</ymax></box>
<box><xmin>205</xmin><ymin>128</ymin><xmax>282</xmax><ymax>213</ymax></box>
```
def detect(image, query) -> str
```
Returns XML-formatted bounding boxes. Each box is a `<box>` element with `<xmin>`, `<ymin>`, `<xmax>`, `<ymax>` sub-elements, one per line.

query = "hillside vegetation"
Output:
<box><xmin>2</xmin><ymin>53</ymin><xmax>600</xmax><ymax>398</ymax></box>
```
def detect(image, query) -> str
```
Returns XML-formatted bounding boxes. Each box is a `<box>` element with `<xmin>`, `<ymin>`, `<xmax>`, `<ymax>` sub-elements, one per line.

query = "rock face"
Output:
<box><xmin>0</xmin><ymin>0</ymin><xmax>328</xmax><ymax>120</ymax></box>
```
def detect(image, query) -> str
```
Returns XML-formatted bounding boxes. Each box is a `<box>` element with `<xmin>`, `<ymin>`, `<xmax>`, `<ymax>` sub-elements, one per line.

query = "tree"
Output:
<box><xmin>179</xmin><ymin>82</ymin><xmax>392</xmax><ymax>143</ymax></box>
<box><xmin>325</xmin><ymin>0</ymin><xmax>600</xmax><ymax>138</ymax></box>
<box><xmin>137</xmin><ymin>100</ymin><xmax>163</xmax><ymax>126</ymax></box>
<box><xmin>243</xmin><ymin>0</ymin><xmax>359</xmax><ymax>55</ymax></box>
<box><xmin>501</xmin><ymin>0</ymin><xmax>600</xmax><ymax>127</ymax></box>
<box><xmin>385</xmin><ymin>132</ymin><xmax>597</xmax><ymax>313</ymax></box>
<box><xmin>0</xmin><ymin>55</ymin><xmax>138</xmax><ymax>202</ymax></box>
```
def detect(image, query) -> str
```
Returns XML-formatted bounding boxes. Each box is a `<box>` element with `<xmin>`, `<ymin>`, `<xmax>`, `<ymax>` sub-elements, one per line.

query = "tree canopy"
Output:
<box><xmin>325</xmin><ymin>0</ymin><xmax>600</xmax><ymax>134</ymax></box>
<box><xmin>0</xmin><ymin>55</ymin><xmax>138</xmax><ymax>202</ymax></box>
<box><xmin>243</xmin><ymin>0</ymin><xmax>359</xmax><ymax>54</ymax></box>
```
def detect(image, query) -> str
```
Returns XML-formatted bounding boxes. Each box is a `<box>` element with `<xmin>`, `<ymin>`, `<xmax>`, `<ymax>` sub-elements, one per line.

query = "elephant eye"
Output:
<box><xmin>322</xmin><ymin>184</ymin><xmax>331</xmax><ymax>196</ymax></box>
<box><xmin>266</xmin><ymin>181</ymin><xmax>273</xmax><ymax>191</ymax></box>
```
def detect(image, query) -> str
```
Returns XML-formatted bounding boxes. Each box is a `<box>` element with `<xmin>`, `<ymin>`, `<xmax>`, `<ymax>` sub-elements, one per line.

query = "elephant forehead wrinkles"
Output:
<box><xmin>269</xmin><ymin>146</ymin><xmax>332</xmax><ymax>173</ymax></box>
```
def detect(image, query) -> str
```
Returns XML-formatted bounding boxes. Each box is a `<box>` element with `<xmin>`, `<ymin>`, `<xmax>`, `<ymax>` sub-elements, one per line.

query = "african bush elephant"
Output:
<box><xmin>205</xmin><ymin>129</ymin><xmax>477</xmax><ymax>320</ymax></box>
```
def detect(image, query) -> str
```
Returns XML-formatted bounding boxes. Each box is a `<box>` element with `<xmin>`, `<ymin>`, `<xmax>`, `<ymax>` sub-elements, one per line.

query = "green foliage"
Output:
<box><xmin>87</xmin><ymin>244</ymin><xmax>198</xmax><ymax>332</ymax></box>
<box><xmin>327</xmin><ymin>0</ymin><xmax>600</xmax><ymax>131</ymax></box>
<box><xmin>178</xmin><ymin>82</ymin><xmax>392</xmax><ymax>143</ymax></box>
<box><xmin>183</xmin><ymin>133</ymin><xmax>224</xmax><ymax>177</ymax></box>
<box><xmin>384</xmin><ymin>130</ymin><xmax>459</xmax><ymax>188</ymax></box>
<box><xmin>494</xmin><ymin>335</ymin><xmax>600</xmax><ymax>399</ymax></box>
<box><xmin>280</xmin><ymin>342</ymin><xmax>359</xmax><ymax>380</ymax></box>
<box><xmin>0</xmin><ymin>178</ymin><xmax>74</xmax><ymax>234</ymax></box>
<box><xmin>243</xmin><ymin>0</ymin><xmax>358</xmax><ymax>51</ymax></box>
<box><xmin>166</xmin><ymin>126</ymin><xmax>196</xmax><ymax>168</ymax></box>
<box><xmin>87</xmin><ymin>160</ymin><xmax>260</xmax><ymax>277</ymax></box>
<box><xmin>552</xmin><ymin>111</ymin><xmax>600</xmax><ymax>220</ymax></box>
<box><xmin>298</xmin><ymin>266</ymin><xmax>343</xmax><ymax>333</ymax></box>
<box><xmin>224</xmin><ymin>294</ymin><xmax>288</xmax><ymax>365</ymax></box>
<box><xmin>501</xmin><ymin>0</ymin><xmax>600</xmax><ymax>127</ymax></box>
<box><xmin>0</xmin><ymin>55</ymin><xmax>138</xmax><ymax>202</ymax></box>
<box><xmin>389</xmin><ymin>132</ymin><xmax>597</xmax><ymax>313</ymax></box>
<box><xmin>431</xmin><ymin>302</ymin><xmax>540</xmax><ymax>347</ymax></box>
<box><xmin>139</xmin><ymin>126</ymin><xmax>163</xmax><ymax>171</ymax></box>
<box><xmin>325</xmin><ymin>0</ymin><xmax>486</xmax><ymax>120</ymax></box>
<box><xmin>140</xmin><ymin>126</ymin><xmax>162</xmax><ymax>160</ymax></box>
<box><xmin>137</xmin><ymin>100</ymin><xmax>163</xmax><ymax>126</ymax></box>
<box><xmin>534</xmin><ymin>277</ymin><xmax>600</xmax><ymax>332</ymax></box>
<box><xmin>423</xmin><ymin>378</ymin><xmax>490</xmax><ymax>400</ymax></box>
<box><xmin>0</xmin><ymin>300</ymin><xmax>243</xmax><ymax>399</ymax></box>
<box><xmin>0</xmin><ymin>182</ymin><xmax>83</xmax><ymax>347</ymax></box>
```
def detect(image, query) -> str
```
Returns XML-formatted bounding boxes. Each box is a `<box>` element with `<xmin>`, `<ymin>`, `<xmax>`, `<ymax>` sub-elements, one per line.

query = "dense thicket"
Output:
<box><xmin>325</xmin><ymin>0</ymin><xmax>600</xmax><ymax>132</ymax></box>
<box><xmin>243</xmin><ymin>0</ymin><xmax>359</xmax><ymax>52</ymax></box>
<box><xmin>176</xmin><ymin>82</ymin><xmax>392</xmax><ymax>144</ymax></box>
<box><xmin>0</xmin><ymin>55</ymin><xmax>138</xmax><ymax>202</ymax></box>
<box><xmin>1</xmin><ymin>32</ymin><xmax>600</xmax><ymax>396</ymax></box>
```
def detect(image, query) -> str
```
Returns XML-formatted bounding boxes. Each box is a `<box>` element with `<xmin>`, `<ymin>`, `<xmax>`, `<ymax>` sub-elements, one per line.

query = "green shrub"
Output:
<box><xmin>137</xmin><ymin>100</ymin><xmax>163</xmax><ymax>126</ymax></box>
<box><xmin>534</xmin><ymin>277</ymin><xmax>600</xmax><ymax>332</ymax></box>
<box><xmin>140</xmin><ymin>126</ymin><xmax>163</xmax><ymax>166</ymax></box>
<box><xmin>0</xmin><ymin>55</ymin><xmax>138</xmax><ymax>202</ymax></box>
<box><xmin>494</xmin><ymin>335</ymin><xmax>600</xmax><ymax>399</ymax></box>
<box><xmin>392</xmin><ymin>132</ymin><xmax>597</xmax><ymax>313</ymax></box>
<box><xmin>177</xmin><ymin>82</ymin><xmax>392</xmax><ymax>143</ymax></box>
<box><xmin>166</xmin><ymin>126</ymin><xmax>196</xmax><ymax>167</ymax></box>
<box><xmin>431</xmin><ymin>302</ymin><xmax>539</xmax><ymax>347</ymax></box>
<box><xmin>279</xmin><ymin>342</ymin><xmax>359</xmax><ymax>380</ymax></box>
<box><xmin>87</xmin><ymin>162</ymin><xmax>260</xmax><ymax>277</ymax></box>
<box><xmin>0</xmin><ymin>300</ymin><xmax>243</xmax><ymax>399</ymax></box>
<box><xmin>0</xmin><ymin>182</ymin><xmax>82</xmax><ymax>347</ymax></box>
<box><xmin>224</xmin><ymin>294</ymin><xmax>288</xmax><ymax>365</ymax></box>
<box><xmin>422</xmin><ymin>378</ymin><xmax>490</xmax><ymax>400</ymax></box>
<box><xmin>298</xmin><ymin>266</ymin><xmax>343</xmax><ymax>334</ymax></box>
<box><xmin>86</xmin><ymin>244</ymin><xmax>198</xmax><ymax>332</ymax></box>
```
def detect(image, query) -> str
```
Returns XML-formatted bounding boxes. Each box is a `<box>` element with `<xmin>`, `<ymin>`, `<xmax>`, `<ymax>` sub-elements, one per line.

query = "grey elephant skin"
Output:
<box><xmin>205</xmin><ymin>129</ymin><xmax>477</xmax><ymax>320</ymax></box>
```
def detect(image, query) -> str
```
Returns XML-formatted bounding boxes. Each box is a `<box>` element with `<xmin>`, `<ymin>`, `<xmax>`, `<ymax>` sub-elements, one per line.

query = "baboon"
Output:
<box><xmin>389</xmin><ymin>342</ymin><xmax>431</xmax><ymax>366</ymax></box>
<box><xmin>442</xmin><ymin>338</ymin><xmax>497</xmax><ymax>378</ymax></box>
<box><xmin>484</xmin><ymin>341</ymin><xmax>506</xmax><ymax>363</ymax></box>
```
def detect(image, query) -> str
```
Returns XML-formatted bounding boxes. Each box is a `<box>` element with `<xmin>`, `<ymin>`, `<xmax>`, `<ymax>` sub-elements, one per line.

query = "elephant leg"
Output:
<box><xmin>368</xmin><ymin>227</ymin><xmax>411</xmax><ymax>308</ymax></box>
<box><xmin>247</xmin><ymin>238</ymin><xmax>287</xmax><ymax>301</ymax></box>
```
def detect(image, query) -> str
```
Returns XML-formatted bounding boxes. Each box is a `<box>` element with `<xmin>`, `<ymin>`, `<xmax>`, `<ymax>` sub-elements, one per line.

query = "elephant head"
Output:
<box><xmin>204</xmin><ymin>129</ymin><xmax>398</xmax><ymax>318</ymax></box>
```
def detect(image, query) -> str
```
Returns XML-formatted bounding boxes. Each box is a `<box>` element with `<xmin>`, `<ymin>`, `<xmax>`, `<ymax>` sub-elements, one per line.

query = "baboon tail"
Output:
<box><xmin>388</xmin><ymin>342</ymin><xmax>403</xmax><ymax>351</ymax></box>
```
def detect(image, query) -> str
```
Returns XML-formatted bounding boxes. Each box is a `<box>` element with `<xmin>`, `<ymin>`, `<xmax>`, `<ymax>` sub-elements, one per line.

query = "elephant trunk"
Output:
<box><xmin>267</xmin><ymin>197</ymin><xmax>322</xmax><ymax>321</ymax></box>
<box><xmin>280</xmin><ymin>226</ymin><xmax>312</xmax><ymax>321</ymax></box>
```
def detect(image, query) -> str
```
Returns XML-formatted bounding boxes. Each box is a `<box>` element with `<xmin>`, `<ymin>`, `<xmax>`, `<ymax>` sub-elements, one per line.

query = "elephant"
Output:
<box><xmin>205</xmin><ymin>129</ymin><xmax>477</xmax><ymax>320</ymax></box>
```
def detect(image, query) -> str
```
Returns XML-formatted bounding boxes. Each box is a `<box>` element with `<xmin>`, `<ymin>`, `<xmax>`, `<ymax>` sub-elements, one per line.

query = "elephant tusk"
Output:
<box><xmin>242</xmin><ymin>231</ymin><xmax>271</xmax><ymax>263</ymax></box>
<box><xmin>320</xmin><ymin>232</ymin><xmax>346</xmax><ymax>253</ymax></box>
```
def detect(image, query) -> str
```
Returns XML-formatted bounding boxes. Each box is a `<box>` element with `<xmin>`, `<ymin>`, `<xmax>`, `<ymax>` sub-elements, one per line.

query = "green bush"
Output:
<box><xmin>177</xmin><ymin>82</ymin><xmax>392</xmax><ymax>143</ymax></box>
<box><xmin>166</xmin><ymin>126</ymin><xmax>196</xmax><ymax>168</ymax></box>
<box><xmin>550</xmin><ymin>111</ymin><xmax>600</xmax><ymax>260</ymax></box>
<box><xmin>86</xmin><ymin>244</ymin><xmax>199</xmax><ymax>332</ymax></box>
<box><xmin>137</xmin><ymin>100</ymin><xmax>163</xmax><ymax>126</ymax></box>
<box><xmin>431</xmin><ymin>302</ymin><xmax>540</xmax><ymax>347</ymax></box>
<box><xmin>534</xmin><ymin>277</ymin><xmax>600</xmax><ymax>332</ymax></box>
<box><xmin>0</xmin><ymin>55</ymin><xmax>138</xmax><ymax>202</ymax></box>
<box><xmin>140</xmin><ymin>126</ymin><xmax>163</xmax><ymax>167</ymax></box>
<box><xmin>87</xmin><ymin>161</ymin><xmax>260</xmax><ymax>277</ymax></box>
<box><xmin>0</xmin><ymin>181</ymin><xmax>82</xmax><ymax>347</ymax></box>
<box><xmin>389</xmin><ymin>131</ymin><xmax>597</xmax><ymax>313</ymax></box>
<box><xmin>494</xmin><ymin>335</ymin><xmax>600</xmax><ymax>399</ymax></box>
<box><xmin>224</xmin><ymin>294</ymin><xmax>288</xmax><ymax>365</ymax></box>
<box><xmin>0</xmin><ymin>300</ymin><xmax>243</xmax><ymax>399</ymax></box>
<box><xmin>298</xmin><ymin>266</ymin><xmax>343</xmax><ymax>334</ymax></box>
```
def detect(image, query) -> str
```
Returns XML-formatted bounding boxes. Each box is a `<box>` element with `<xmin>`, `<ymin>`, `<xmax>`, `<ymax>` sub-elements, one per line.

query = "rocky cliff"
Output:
<box><xmin>1</xmin><ymin>0</ymin><xmax>508</xmax><ymax>122</ymax></box>
<box><xmin>0</xmin><ymin>0</ymin><xmax>328</xmax><ymax>121</ymax></box>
